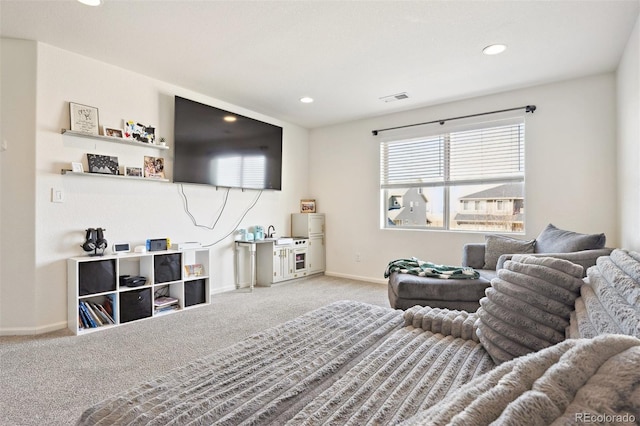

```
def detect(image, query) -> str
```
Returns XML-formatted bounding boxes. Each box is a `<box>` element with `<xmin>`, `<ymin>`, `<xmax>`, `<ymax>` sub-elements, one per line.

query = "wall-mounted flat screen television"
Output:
<box><xmin>173</xmin><ymin>96</ymin><xmax>283</xmax><ymax>190</ymax></box>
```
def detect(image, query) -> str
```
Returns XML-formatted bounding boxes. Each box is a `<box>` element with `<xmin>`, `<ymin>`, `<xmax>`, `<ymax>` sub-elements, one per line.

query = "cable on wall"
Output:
<box><xmin>371</xmin><ymin>105</ymin><xmax>536</xmax><ymax>136</ymax></box>
<box><xmin>202</xmin><ymin>190</ymin><xmax>263</xmax><ymax>247</ymax></box>
<box><xmin>178</xmin><ymin>184</ymin><xmax>230</xmax><ymax>230</ymax></box>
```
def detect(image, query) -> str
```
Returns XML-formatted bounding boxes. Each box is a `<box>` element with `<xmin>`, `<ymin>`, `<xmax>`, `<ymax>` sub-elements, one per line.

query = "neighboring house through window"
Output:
<box><xmin>379</xmin><ymin>112</ymin><xmax>526</xmax><ymax>232</ymax></box>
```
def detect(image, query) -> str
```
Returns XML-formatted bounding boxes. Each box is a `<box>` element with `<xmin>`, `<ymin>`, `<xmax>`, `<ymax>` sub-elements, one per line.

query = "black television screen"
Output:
<box><xmin>173</xmin><ymin>96</ymin><xmax>283</xmax><ymax>190</ymax></box>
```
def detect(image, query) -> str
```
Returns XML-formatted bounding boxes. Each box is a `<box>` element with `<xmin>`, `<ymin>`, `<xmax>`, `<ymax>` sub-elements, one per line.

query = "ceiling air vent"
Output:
<box><xmin>380</xmin><ymin>92</ymin><xmax>409</xmax><ymax>103</ymax></box>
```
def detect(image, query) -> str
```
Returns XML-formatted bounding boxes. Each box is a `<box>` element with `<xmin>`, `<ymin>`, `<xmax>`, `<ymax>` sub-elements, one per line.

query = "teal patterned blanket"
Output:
<box><xmin>384</xmin><ymin>257</ymin><xmax>479</xmax><ymax>279</ymax></box>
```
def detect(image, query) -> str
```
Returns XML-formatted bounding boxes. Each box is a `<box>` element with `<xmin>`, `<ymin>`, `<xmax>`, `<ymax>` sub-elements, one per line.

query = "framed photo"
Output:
<box><xmin>124</xmin><ymin>166</ymin><xmax>143</xmax><ymax>177</ymax></box>
<box><xmin>71</xmin><ymin>162</ymin><xmax>84</xmax><ymax>173</ymax></box>
<box><xmin>102</xmin><ymin>126</ymin><xmax>124</xmax><ymax>138</ymax></box>
<box><xmin>124</xmin><ymin>120</ymin><xmax>156</xmax><ymax>144</ymax></box>
<box><xmin>69</xmin><ymin>102</ymin><xmax>99</xmax><ymax>135</ymax></box>
<box><xmin>87</xmin><ymin>153</ymin><xmax>119</xmax><ymax>175</ymax></box>
<box><xmin>300</xmin><ymin>199</ymin><xmax>316</xmax><ymax>213</ymax></box>
<box><xmin>144</xmin><ymin>156</ymin><xmax>165</xmax><ymax>179</ymax></box>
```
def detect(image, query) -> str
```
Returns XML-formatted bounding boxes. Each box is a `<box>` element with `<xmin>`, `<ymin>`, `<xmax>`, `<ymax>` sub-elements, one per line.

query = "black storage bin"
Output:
<box><xmin>79</xmin><ymin>259</ymin><xmax>117</xmax><ymax>296</ymax></box>
<box><xmin>185</xmin><ymin>279</ymin><xmax>206</xmax><ymax>307</ymax></box>
<box><xmin>119</xmin><ymin>288</ymin><xmax>152</xmax><ymax>323</ymax></box>
<box><xmin>154</xmin><ymin>254</ymin><xmax>181</xmax><ymax>284</ymax></box>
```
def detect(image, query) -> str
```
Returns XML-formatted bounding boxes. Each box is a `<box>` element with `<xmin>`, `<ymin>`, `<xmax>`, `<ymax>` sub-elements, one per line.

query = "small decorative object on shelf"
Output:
<box><xmin>300</xmin><ymin>199</ymin><xmax>316</xmax><ymax>213</ymax></box>
<box><xmin>71</xmin><ymin>162</ymin><xmax>84</xmax><ymax>173</ymax></box>
<box><xmin>144</xmin><ymin>156</ymin><xmax>165</xmax><ymax>179</ymax></box>
<box><xmin>87</xmin><ymin>153</ymin><xmax>119</xmax><ymax>175</ymax></box>
<box><xmin>102</xmin><ymin>126</ymin><xmax>124</xmax><ymax>138</ymax></box>
<box><xmin>81</xmin><ymin>227</ymin><xmax>108</xmax><ymax>257</ymax></box>
<box><xmin>124</xmin><ymin>120</ymin><xmax>156</xmax><ymax>144</ymax></box>
<box><xmin>185</xmin><ymin>264</ymin><xmax>204</xmax><ymax>277</ymax></box>
<box><xmin>69</xmin><ymin>102</ymin><xmax>99</xmax><ymax>135</ymax></box>
<box><xmin>158</xmin><ymin>137</ymin><xmax>167</xmax><ymax>147</ymax></box>
<box><xmin>124</xmin><ymin>166</ymin><xmax>143</xmax><ymax>177</ymax></box>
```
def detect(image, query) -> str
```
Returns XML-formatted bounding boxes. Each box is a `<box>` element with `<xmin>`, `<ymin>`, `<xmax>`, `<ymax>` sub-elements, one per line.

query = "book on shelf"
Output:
<box><xmin>154</xmin><ymin>296</ymin><xmax>179</xmax><ymax>307</ymax></box>
<box><xmin>184</xmin><ymin>264</ymin><xmax>204</xmax><ymax>277</ymax></box>
<box><xmin>154</xmin><ymin>304</ymin><xmax>179</xmax><ymax>315</ymax></box>
<box><xmin>78</xmin><ymin>299</ymin><xmax>115</xmax><ymax>329</ymax></box>
<box><xmin>79</xmin><ymin>303</ymin><xmax>97</xmax><ymax>328</ymax></box>
<box><xmin>91</xmin><ymin>301</ymin><xmax>115</xmax><ymax>325</ymax></box>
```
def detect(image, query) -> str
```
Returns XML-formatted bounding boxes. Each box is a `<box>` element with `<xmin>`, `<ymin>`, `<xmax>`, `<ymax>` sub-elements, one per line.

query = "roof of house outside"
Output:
<box><xmin>459</xmin><ymin>182</ymin><xmax>523</xmax><ymax>200</ymax></box>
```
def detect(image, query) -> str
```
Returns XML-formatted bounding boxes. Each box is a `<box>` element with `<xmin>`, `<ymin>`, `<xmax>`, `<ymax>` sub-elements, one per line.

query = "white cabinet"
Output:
<box><xmin>307</xmin><ymin>234</ymin><xmax>325</xmax><ymax>274</ymax></box>
<box><xmin>292</xmin><ymin>213</ymin><xmax>325</xmax><ymax>275</ymax></box>
<box><xmin>272</xmin><ymin>245</ymin><xmax>292</xmax><ymax>283</ymax></box>
<box><xmin>67</xmin><ymin>249</ymin><xmax>210</xmax><ymax>335</ymax></box>
<box><xmin>256</xmin><ymin>243</ymin><xmax>307</xmax><ymax>285</ymax></box>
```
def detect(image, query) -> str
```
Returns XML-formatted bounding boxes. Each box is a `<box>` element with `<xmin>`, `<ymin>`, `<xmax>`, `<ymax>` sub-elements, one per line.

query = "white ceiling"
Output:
<box><xmin>1</xmin><ymin>0</ymin><xmax>638</xmax><ymax>129</ymax></box>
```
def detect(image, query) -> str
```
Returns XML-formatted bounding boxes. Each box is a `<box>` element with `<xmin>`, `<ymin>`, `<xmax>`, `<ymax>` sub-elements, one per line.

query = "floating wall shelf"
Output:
<box><xmin>61</xmin><ymin>129</ymin><xmax>169</xmax><ymax>150</ymax></box>
<box><xmin>60</xmin><ymin>169</ymin><xmax>170</xmax><ymax>183</ymax></box>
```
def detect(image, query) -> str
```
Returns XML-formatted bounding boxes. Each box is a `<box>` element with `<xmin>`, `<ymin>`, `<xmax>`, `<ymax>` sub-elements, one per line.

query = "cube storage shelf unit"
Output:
<box><xmin>68</xmin><ymin>249</ymin><xmax>210</xmax><ymax>335</ymax></box>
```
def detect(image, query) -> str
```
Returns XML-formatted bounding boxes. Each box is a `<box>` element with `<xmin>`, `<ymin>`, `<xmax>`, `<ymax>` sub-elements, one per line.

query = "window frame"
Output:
<box><xmin>379</xmin><ymin>115</ymin><xmax>526</xmax><ymax>233</ymax></box>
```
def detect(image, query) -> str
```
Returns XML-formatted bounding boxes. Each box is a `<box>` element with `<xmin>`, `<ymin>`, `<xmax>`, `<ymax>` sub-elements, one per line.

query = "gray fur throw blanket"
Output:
<box><xmin>403</xmin><ymin>334</ymin><xmax>640</xmax><ymax>425</ymax></box>
<box><xmin>571</xmin><ymin>248</ymin><xmax>640</xmax><ymax>339</ymax></box>
<box><xmin>78</xmin><ymin>301</ymin><xmax>495</xmax><ymax>425</ymax></box>
<box><xmin>385</xmin><ymin>257</ymin><xmax>479</xmax><ymax>279</ymax></box>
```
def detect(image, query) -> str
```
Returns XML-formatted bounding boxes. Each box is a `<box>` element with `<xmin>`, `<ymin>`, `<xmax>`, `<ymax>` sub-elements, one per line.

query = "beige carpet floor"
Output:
<box><xmin>0</xmin><ymin>275</ymin><xmax>390</xmax><ymax>426</ymax></box>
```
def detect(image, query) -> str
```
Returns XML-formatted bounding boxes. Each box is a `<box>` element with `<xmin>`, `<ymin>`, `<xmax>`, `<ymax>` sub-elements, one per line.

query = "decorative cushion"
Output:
<box><xmin>476</xmin><ymin>255</ymin><xmax>584</xmax><ymax>364</ymax></box>
<box><xmin>483</xmin><ymin>235</ymin><xmax>535</xmax><ymax>270</ymax></box>
<box><xmin>571</xmin><ymin>249</ymin><xmax>640</xmax><ymax>339</ymax></box>
<box><xmin>535</xmin><ymin>223</ymin><xmax>605</xmax><ymax>254</ymax></box>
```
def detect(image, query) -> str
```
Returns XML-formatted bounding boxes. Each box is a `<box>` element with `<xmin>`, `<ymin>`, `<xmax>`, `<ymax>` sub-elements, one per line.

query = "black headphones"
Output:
<box><xmin>82</xmin><ymin>228</ymin><xmax>96</xmax><ymax>252</ymax></box>
<box><xmin>82</xmin><ymin>228</ymin><xmax>107</xmax><ymax>255</ymax></box>
<box><xmin>95</xmin><ymin>228</ymin><xmax>108</xmax><ymax>250</ymax></box>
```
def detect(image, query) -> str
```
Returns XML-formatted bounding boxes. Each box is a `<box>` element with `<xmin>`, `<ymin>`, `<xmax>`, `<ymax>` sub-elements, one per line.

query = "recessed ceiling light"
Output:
<box><xmin>223</xmin><ymin>116</ymin><xmax>237</xmax><ymax>122</ymax></box>
<box><xmin>482</xmin><ymin>44</ymin><xmax>507</xmax><ymax>55</ymax></box>
<box><xmin>78</xmin><ymin>0</ymin><xmax>102</xmax><ymax>6</ymax></box>
<box><xmin>300</xmin><ymin>97</ymin><xmax>314</xmax><ymax>104</ymax></box>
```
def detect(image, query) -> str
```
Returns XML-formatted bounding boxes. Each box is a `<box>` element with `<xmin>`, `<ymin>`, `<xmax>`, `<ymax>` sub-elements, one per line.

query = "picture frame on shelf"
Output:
<box><xmin>69</xmin><ymin>102</ymin><xmax>99</xmax><ymax>135</ymax></box>
<box><xmin>124</xmin><ymin>166</ymin><xmax>143</xmax><ymax>177</ymax></box>
<box><xmin>300</xmin><ymin>199</ymin><xmax>316</xmax><ymax>213</ymax></box>
<box><xmin>71</xmin><ymin>162</ymin><xmax>84</xmax><ymax>173</ymax></box>
<box><xmin>102</xmin><ymin>126</ymin><xmax>124</xmax><ymax>138</ymax></box>
<box><xmin>87</xmin><ymin>153</ymin><xmax>119</xmax><ymax>175</ymax></box>
<box><xmin>184</xmin><ymin>264</ymin><xmax>204</xmax><ymax>277</ymax></box>
<box><xmin>124</xmin><ymin>120</ymin><xmax>156</xmax><ymax>144</ymax></box>
<box><xmin>144</xmin><ymin>156</ymin><xmax>165</xmax><ymax>179</ymax></box>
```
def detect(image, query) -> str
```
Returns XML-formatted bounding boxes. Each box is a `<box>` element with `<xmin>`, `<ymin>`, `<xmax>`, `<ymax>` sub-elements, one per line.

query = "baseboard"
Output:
<box><xmin>0</xmin><ymin>320</ymin><xmax>68</xmax><ymax>336</ymax></box>
<box><xmin>210</xmin><ymin>283</ymin><xmax>243</xmax><ymax>295</ymax></box>
<box><xmin>324</xmin><ymin>271</ymin><xmax>387</xmax><ymax>285</ymax></box>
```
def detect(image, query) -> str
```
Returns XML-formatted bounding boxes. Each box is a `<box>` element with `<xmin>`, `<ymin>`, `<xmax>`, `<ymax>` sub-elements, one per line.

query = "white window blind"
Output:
<box><xmin>380</xmin><ymin>118</ymin><xmax>525</xmax><ymax>188</ymax></box>
<box><xmin>380</xmin><ymin>136</ymin><xmax>444</xmax><ymax>187</ymax></box>
<box><xmin>449</xmin><ymin>123</ymin><xmax>524</xmax><ymax>183</ymax></box>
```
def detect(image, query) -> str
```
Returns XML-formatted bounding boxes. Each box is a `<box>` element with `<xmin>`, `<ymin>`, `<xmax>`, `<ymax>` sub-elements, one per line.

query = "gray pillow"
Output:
<box><xmin>476</xmin><ymin>256</ymin><xmax>584</xmax><ymax>364</ymax></box>
<box><xmin>484</xmin><ymin>235</ymin><xmax>535</xmax><ymax>270</ymax></box>
<box><xmin>535</xmin><ymin>224</ymin><xmax>605</xmax><ymax>254</ymax></box>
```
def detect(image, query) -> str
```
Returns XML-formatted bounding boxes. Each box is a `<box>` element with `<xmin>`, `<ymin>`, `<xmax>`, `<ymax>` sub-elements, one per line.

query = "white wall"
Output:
<box><xmin>309</xmin><ymin>73</ymin><xmax>619</xmax><ymax>283</ymax></box>
<box><xmin>617</xmin><ymin>13</ymin><xmax>640</xmax><ymax>251</ymax></box>
<box><xmin>1</xmin><ymin>40</ymin><xmax>309</xmax><ymax>334</ymax></box>
<box><xmin>0</xmin><ymin>39</ymin><xmax>38</xmax><ymax>332</ymax></box>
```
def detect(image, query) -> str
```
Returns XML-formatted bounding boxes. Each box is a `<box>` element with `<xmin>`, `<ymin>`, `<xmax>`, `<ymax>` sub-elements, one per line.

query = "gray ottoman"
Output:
<box><xmin>388</xmin><ymin>271</ymin><xmax>491</xmax><ymax>311</ymax></box>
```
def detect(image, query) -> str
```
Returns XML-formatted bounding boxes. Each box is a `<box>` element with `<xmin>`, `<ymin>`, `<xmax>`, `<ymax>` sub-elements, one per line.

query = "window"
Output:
<box><xmin>380</xmin><ymin>114</ymin><xmax>525</xmax><ymax>232</ymax></box>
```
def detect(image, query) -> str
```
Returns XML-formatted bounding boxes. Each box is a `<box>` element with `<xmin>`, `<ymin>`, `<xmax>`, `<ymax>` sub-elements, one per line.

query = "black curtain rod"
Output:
<box><xmin>371</xmin><ymin>104</ymin><xmax>536</xmax><ymax>136</ymax></box>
